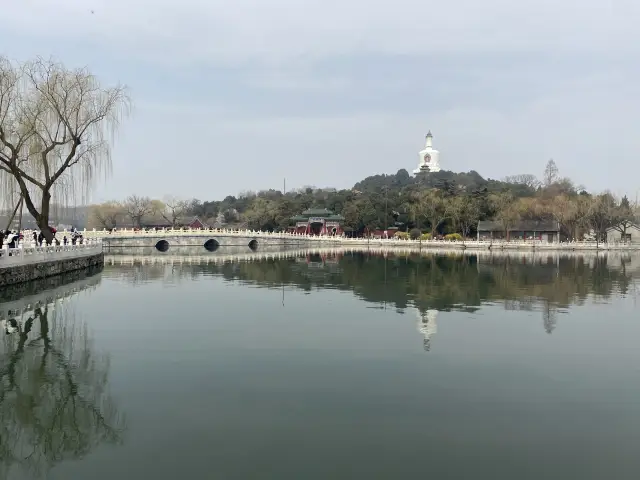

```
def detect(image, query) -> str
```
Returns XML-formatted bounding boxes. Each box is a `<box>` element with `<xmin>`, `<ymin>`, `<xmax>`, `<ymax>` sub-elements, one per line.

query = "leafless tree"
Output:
<box><xmin>0</xmin><ymin>56</ymin><xmax>130</xmax><ymax>242</ymax></box>
<box><xmin>609</xmin><ymin>195</ymin><xmax>635</xmax><ymax>241</ymax></box>
<box><xmin>503</xmin><ymin>174</ymin><xmax>541</xmax><ymax>190</ymax></box>
<box><xmin>586</xmin><ymin>193</ymin><xmax>616</xmax><ymax>246</ymax></box>
<box><xmin>542</xmin><ymin>159</ymin><xmax>559</xmax><ymax>187</ymax></box>
<box><xmin>161</xmin><ymin>195</ymin><xmax>188</xmax><ymax>228</ymax></box>
<box><xmin>89</xmin><ymin>200</ymin><xmax>124</xmax><ymax>230</ymax></box>
<box><xmin>124</xmin><ymin>195</ymin><xmax>152</xmax><ymax>228</ymax></box>
<box><xmin>490</xmin><ymin>191</ymin><xmax>521</xmax><ymax>240</ymax></box>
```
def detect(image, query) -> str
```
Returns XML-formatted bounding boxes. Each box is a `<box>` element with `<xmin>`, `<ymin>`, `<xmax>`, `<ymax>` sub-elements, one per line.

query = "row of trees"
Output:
<box><xmin>90</xmin><ymin>160</ymin><xmax>639</xmax><ymax>241</ymax></box>
<box><xmin>104</xmin><ymin>251</ymin><xmax>639</xmax><ymax>326</ymax></box>
<box><xmin>89</xmin><ymin>195</ymin><xmax>208</xmax><ymax>230</ymax></box>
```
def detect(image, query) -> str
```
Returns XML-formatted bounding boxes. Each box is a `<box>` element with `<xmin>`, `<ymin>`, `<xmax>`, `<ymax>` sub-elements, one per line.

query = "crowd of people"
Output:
<box><xmin>0</xmin><ymin>226</ymin><xmax>84</xmax><ymax>250</ymax></box>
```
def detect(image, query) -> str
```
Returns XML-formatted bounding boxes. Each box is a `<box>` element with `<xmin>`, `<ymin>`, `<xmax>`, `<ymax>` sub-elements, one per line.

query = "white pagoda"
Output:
<box><xmin>413</xmin><ymin>130</ymin><xmax>441</xmax><ymax>174</ymax></box>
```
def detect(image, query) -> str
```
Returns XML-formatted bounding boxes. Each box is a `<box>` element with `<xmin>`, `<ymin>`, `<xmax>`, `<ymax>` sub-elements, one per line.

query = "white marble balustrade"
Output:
<box><xmin>0</xmin><ymin>239</ymin><xmax>103</xmax><ymax>268</ymax></box>
<box><xmin>65</xmin><ymin>228</ymin><xmax>640</xmax><ymax>250</ymax></box>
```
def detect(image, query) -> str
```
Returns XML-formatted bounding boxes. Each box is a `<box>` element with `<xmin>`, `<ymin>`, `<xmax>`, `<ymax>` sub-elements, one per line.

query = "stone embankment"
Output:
<box><xmin>0</xmin><ymin>240</ymin><xmax>104</xmax><ymax>287</ymax></box>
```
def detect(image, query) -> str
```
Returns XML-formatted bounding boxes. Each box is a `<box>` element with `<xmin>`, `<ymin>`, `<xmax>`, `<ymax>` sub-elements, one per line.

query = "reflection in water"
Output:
<box><xmin>0</xmin><ymin>293</ymin><xmax>125</xmax><ymax>479</ymax></box>
<box><xmin>104</xmin><ymin>249</ymin><xmax>640</xmax><ymax>349</ymax></box>
<box><xmin>0</xmin><ymin>271</ymin><xmax>102</xmax><ymax>325</ymax></box>
<box><xmin>1</xmin><ymin>249</ymin><xmax>637</xmax><ymax>479</ymax></box>
<box><xmin>417</xmin><ymin>309</ymin><xmax>438</xmax><ymax>351</ymax></box>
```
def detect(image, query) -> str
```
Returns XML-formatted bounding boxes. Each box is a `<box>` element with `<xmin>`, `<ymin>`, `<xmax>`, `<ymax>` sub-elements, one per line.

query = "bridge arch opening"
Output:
<box><xmin>248</xmin><ymin>239</ymin><xmax>258</xmax><ymax>251</ymax></box>
<box><xmin>204</xmin><ymin>238</ymin><xmax>220</xmax><ymax>252</ymax></box>
<box><xmin>155</xmin><ymin>240</ymin><xmax>170</xmax><ymax>252</ymax></box>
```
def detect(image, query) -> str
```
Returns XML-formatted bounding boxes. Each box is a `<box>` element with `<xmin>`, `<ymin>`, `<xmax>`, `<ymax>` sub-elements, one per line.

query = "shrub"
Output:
<box><xmin>420</xmin><ymin>233</ymin><xmax>432</xmax><ymax>240</ymax></box>
<box><xmin>444</xmin><ymin>233</ymin><xmax>463</xmax><ymax>241</ymax></box>
<box><xmin>394</xmin><ymin>231</ymin><xmax>409</xmax><ymax>240</ymax></box>
<box><xmin>409</xmin><ymin>228</ymin><xmax>422</xmax><ymax>240</ymax></box>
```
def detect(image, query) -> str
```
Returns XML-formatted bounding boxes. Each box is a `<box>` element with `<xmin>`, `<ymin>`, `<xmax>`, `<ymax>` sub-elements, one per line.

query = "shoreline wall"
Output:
<box><xmin>0</xmin><ymin>252</ymin><xmax>104</xmax><ymax>287</ymax></box>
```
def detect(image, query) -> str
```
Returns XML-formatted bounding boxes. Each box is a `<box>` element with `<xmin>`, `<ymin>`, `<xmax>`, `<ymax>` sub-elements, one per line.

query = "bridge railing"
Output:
<box><xmin>0</xmin><ymin>239</ymin><xmax>103</xmax><ymax>268</ymax></box>
<box><xmin>36</xmin><ymin>228</ymin><xmax>638</xmax><ymax>250</ymax></box>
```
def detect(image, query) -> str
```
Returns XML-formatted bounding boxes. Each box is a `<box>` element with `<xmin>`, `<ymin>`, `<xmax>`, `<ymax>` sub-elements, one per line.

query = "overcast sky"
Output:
<box><xmin>2</xmin><ymin>0</ymin><xmax>639</xmax><ymax>202</ymax></box>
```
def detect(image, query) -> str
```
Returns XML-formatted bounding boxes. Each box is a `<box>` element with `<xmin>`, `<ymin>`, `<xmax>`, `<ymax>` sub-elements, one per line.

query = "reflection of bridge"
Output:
<box><xmin>104</xmin><ymin>247</ymin><xmax>640</xmax><ymax>267</ymax></box>
<box><xmin>104</xmin><ymin>248</ymin><xmax>350</xmax><ymax>266</ymax></box>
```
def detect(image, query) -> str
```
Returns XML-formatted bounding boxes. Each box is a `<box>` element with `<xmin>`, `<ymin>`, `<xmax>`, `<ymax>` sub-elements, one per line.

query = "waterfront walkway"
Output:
<box><xmin>77</xmin><ymin>228</ymin><xmax>639</xmax><ymax>251</ymax></box>
<box><xmin>0</xmin><ymin>240</ymin><xmax>103</xmax><ymax>268</ymax></box>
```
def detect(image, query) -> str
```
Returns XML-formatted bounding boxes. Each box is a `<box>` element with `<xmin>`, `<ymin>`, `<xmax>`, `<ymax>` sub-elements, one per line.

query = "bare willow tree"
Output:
<box><xmin>89</xmin><ymin>200</ymin><xmax>124</xmax><ymax>230</ymax></box>
<box><xmin>0</xmin><ymin>56</ymin><xmax>130</xmax><ymax>242</ymax></box>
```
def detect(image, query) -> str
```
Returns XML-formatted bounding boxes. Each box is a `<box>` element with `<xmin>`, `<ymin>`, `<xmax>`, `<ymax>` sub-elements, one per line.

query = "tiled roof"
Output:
<box><xmin>301</xmin><ymin>208</ymin><xmax>334</xmax><ymax>216</ymax></box>
<box><xmin>478</xmin><ymin>220</ymin><xmax>559</xmax><ymax>232</ymax></box>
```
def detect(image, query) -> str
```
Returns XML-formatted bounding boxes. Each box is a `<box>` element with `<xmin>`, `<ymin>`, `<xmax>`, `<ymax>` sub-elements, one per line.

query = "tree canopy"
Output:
<box><xmin>86</xmin><ymin>162</ymin><xmax>639</xmax><ymax>241</ymax></box>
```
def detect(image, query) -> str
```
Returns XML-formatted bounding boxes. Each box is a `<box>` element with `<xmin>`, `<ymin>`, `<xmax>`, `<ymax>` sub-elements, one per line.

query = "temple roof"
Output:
<box><xmin>478</xmin><ymin>220</ymin><xmax>559</xmax><ymax>232</ymax></box>
<box><xmin>291</xmin><ymin>209</ymin><xmax>344</xmax><ymax>222</ymax></box>
<box><xmin>301</xmin><ymin>208</ymin><xmax>335</xmax><ymax>216</ymax></box>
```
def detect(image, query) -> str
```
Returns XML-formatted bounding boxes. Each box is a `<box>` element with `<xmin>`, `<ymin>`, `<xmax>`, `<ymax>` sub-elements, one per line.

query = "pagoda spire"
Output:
<box><xmin>425</xmin><ymin>130</ymin><xmax>433</xmax><ymax>148</ymax></box>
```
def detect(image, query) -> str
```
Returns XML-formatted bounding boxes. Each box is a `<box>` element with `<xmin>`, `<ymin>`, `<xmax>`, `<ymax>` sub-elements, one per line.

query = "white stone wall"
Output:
<box><xmin>606</xmin><ymin>226</ymin><xmax>640</xmax><ymax>243</ymax></box>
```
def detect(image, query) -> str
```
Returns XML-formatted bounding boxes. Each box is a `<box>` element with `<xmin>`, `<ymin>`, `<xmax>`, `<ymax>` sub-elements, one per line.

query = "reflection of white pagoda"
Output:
<box><xmin>416</xmin><ymin>309</ymin><xmax>438</xmax><ymax>351</ymax></box>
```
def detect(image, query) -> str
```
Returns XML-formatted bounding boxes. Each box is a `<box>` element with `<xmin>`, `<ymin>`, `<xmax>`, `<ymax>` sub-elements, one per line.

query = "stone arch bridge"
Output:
<box><xmin>98</xmin><ymin>229</ymin><xmax>329</xmax><ymax>254</ymax></box>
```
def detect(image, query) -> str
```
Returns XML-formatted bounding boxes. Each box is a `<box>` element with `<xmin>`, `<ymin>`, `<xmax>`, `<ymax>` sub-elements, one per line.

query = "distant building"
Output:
<box><xmin>186</xmin><ymin>216</ymin><xmax>208</xmax><ymax>229</ymax></box>
<box><xmin>477</xmin><ymin>220</ymin><xmax>562</xmax><ymax>243</ymax></box>
<box><xmin>414</xmin><ymin>130</ymin><xmax>441</xmax><ymax>174</ymax></box>
<box><xmin>288</xmin><ymin>208</ymin><xmax>344</xmax><ymax>235</ymax></box>
<box><xmin>606</xmin><ymin>223</ymin><xmax>640</xmax><ymax>243</ymax></box>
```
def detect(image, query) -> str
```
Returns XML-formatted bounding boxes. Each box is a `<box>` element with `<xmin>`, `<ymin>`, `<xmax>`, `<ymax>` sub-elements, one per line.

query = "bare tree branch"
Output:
<box><xmin>124</xmin><ymin>195</ymin><xmax>152</xmax><ymax>228</ymax></box>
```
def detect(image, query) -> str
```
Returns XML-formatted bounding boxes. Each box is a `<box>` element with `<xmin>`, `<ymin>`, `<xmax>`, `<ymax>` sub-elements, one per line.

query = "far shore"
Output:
<box><xmin>74</xmin><ymin>228</ymin><xmax>640</xmax><ymax>252</ymax></box>
<box><xmin>324</xmin><ymin>238</ymin><xmax>640</xmax><ymax>251</ymax></box>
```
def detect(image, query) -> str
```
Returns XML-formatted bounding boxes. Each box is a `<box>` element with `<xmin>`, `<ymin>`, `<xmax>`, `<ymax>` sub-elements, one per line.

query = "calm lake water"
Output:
<box><xmin>2</xmin><ymin>250</ymin><xmax>640</xmax><ymax>480</ymax></box>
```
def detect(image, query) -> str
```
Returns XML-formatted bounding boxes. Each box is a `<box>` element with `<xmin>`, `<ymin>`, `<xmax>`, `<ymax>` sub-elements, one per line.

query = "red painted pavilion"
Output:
<box><xmin>288</xmin><ymin>208</ymin><xmax>345</xmax><ymax>235</ymax></box>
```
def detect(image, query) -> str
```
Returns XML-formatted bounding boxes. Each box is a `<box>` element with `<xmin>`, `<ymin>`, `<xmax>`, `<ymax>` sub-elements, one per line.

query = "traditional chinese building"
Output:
<box><xmin>289</xmin><ymin>208</ymin><xmax>345</xmax><ymax>235</ymax></box>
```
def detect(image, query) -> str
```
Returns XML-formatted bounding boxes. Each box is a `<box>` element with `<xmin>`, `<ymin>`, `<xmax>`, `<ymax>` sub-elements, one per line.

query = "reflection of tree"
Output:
<box><xmin>105</xmin><ymin>251</ymin><xmax>639</xmax><ymax>335</ymax></box>
<box><xmin>158</xmin><ymin>252</ymin><xmax>636</xmax><ymax>311</ymax></box>
<box><xmin>542</xmin><ymin>300</ymin><xmax>557</xmax><ymax>334</ymax></box>
<box><xmin>103</xmin><ymin>260</ymin><xmax>200</xmax><ymax>286</ymax></box>
<box><xmin>0</xmin><ymin>302</ymin><xmax>125</xmax><ymax>479</ymax></box>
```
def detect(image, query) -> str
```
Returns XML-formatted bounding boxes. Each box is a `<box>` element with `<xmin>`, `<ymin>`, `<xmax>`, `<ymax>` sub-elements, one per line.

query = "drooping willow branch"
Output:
<box><xmin>0</xmin><ymin>56</ymin><xmax>131</xmax><ymax>240</ymax></box>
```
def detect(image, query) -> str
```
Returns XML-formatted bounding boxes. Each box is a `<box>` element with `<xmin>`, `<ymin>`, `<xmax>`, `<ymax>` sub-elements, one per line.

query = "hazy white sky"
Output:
<box><xmin>2</xmin><ymin>0</ymin><xmax>639</xmax><ymax>202</ymax></box>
